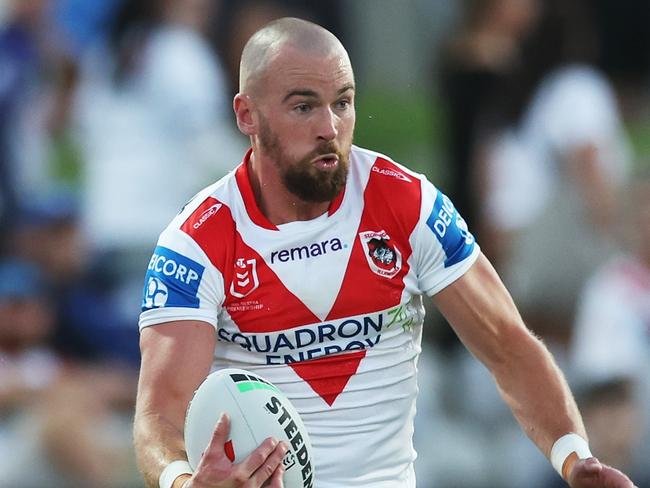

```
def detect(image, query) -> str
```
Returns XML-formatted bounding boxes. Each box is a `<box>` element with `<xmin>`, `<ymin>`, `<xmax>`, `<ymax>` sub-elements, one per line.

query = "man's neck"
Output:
<box><xmin>248</xmin><ymin>151</ymin><xmax>331</xmax><ymax>225</ymax></box>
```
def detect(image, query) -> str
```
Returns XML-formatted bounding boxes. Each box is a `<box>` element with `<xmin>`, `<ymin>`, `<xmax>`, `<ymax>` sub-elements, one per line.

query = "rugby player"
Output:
<box><xmin>134</xmin><ymin>17</ymin><xmax>637</xmax><ymax>488</ymax></box>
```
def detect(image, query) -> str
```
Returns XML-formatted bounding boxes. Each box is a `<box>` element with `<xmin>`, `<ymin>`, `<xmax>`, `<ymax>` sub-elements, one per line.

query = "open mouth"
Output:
<box><xmin>312</xmin><ymin>154</ymin><xmax>339</xmax><ymax>169</ymax></box>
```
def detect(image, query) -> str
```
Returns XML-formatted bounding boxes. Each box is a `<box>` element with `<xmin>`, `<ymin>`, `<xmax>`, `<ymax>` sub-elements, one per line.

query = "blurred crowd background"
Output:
<box><xmin>0</xmin><ymin>0</ymin><xmax>648</xmax><ymax>487</ymax></box>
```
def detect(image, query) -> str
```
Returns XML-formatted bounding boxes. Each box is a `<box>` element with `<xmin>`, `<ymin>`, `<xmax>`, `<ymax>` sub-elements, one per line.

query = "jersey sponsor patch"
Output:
<box><xmin>230</xmin><ymin>258</ymin><xmax>259</xmax><ymax>298</ymax></box>
<box><xmin>426</xmin><ymin>190</ymin><xmax>475</xmax><ymax>268</ymax></box>
<box><xmin>270</xmin><ymin>237</ymin><xmax>346</xmax><ymax>264</ymax></box>
<box><xmin>371</xmin><ymin>164</ymin><xmax>412</xmax><ymax>182</ymax></box>
<box><xmin>358</xmin><ymin>230</ymin><xmax>402</xmax><ymax>278</ymax></box>
<box><xmin>142</xmin><ymin>246</ymin><xmax>205</xmax><ymax>310</ymax></box>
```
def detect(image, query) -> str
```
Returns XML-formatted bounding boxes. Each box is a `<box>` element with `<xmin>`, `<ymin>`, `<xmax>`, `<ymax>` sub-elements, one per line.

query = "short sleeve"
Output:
<box><xmin>138</xmin><ymin>226</ymin><xmax>224</xmax><ymax>330</ymax></box>
<box><xmin>412</xmin><ymin>179</ymin><xmax>480</xmax><ymax>296</ymax></box>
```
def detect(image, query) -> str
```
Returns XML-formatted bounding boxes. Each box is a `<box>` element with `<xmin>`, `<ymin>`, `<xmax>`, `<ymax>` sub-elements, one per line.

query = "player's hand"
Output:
<box><xmin>184</xmin><ymin>413</ymin><xmax>287</xmax><ymax>488</ymax></box>
<box><xmin>567</xmin><ymin>457</ymin><xmax>638</xmax><ymax>488</ymax></box>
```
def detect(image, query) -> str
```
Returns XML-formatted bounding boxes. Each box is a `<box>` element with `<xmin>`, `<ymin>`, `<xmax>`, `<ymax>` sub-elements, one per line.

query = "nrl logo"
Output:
<box><xmin>358</xmin><ymin>230</ymin><xmax>402</xmax><ymax>279</ymax></box>
<box><xmin>230</xmin><ymin>258</ymin><xmax>259</xmax><ymax>298</ymax></box>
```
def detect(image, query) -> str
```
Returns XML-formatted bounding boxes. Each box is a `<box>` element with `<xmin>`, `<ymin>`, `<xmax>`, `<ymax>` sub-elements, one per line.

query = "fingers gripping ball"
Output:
<box><xmin>184</xmin><ymin>368</ymin><xmax>314</xmax><ymax>488</ymax></box>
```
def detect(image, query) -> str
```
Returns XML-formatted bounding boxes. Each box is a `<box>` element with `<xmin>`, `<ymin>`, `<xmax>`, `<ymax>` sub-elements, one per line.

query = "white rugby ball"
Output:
<box><xmin>184</xmin><ymin>368</ymin><xmax>314</xmax><ymax>488</ymax></box>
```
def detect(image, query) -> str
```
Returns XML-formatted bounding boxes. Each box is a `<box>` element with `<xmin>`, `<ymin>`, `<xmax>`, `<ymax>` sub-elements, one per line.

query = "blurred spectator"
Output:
<box><xmin>0</xmin><ymin>259</ymin><xmax>62</xmax><ymax>486</ymax></box>
<box><xmin>73</xmin><ymin>0</ymin><xmax>242</xmax><ymax>252</ymax></box>
<box><xmin>8</xmin><ymin>191</ymin><xmax>141</xmax><ymax>366</ymax></box>
<box><xmin>217</xmin><ymin>0</ymin><xmax>296</xmax><ymax>94</ymax></box>
<box><xmin>578</xmin><ymin>380</ymin><xmax>648</xmax><ymax>487</ymax></box>
<box><xmin>438</xmin><ymin>0</ymin><xmax>541</xmax><ymax>232</ymax></box>
<box><xmin>0</xmin><ymin>2</ymin><xmax>8</xmax><ymax>25</ymax></box>
<box><xmin>9</xmin><ymin>190</ymin><xmax>84</xmax><ymax>284</ymax></box>
<box><xmin>579</xmin><ymin>380</ymin><xmax>642</xmax><ymax>482</ymax></box>
<box><xmin>569</xmin><ymin>177</ymin><xmax>650</xmax><ymax>486</ymax></box>
<box><xmin>47</xmin><ymin>0</ymin><xmax>124</xmax><ymax>139</ymax></box>
<box><xmin>215</xmin><ymin>0</ymin><xmax>344</xmax><ymax>95</ymax></box>
<box><xmin>72</xmin><ymin>0</ymin><xmax>246</xmax><ymax>320</ymax></box>
<box><xmin>422</xmin><ymin>2</ymin><xmax>638</xmax><ymax>487</ymax></box>
<box><xmin>539</xmin><ymin>378</ymin><xmax>649</xmax><ymax>488</ymax></box>
<box><xmin>594</xmin><ymin>0</ymin><xmax>650</xmax><ymax>119</ymax></box>
<box><xmin>0</xmin><ymin>0</ymin><xmax>114</xmax><ymax>232</ymax></box>
<box><xmin>478</xmin><ymin>0</ymin><xmax>632</xmax><ymax>339</ymax></box>
<box><xmin>0</xmin><ymin>0</ymin><xmax>50</xmax><ymax>232</ymax></box>
<box><xmin>0</xmin><ymin>258</ymin><xmax>140</xmax><ymax>487</ymax></box>
<box><xmin>0</xmin><ymin>0</ymin><xmax>102</xmax><ymax>200</ymax></box>
<box><xmin>434</xmin><ymin>0</ymin><xmax>541</xmax><ymax>353</ymax></box>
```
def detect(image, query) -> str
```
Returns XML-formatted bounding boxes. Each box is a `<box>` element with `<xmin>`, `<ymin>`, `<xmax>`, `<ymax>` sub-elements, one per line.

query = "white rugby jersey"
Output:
<box><xmin>139</xmin><ymin>145</ymin><xmax>479</xmax><ymax>487</ymax></box>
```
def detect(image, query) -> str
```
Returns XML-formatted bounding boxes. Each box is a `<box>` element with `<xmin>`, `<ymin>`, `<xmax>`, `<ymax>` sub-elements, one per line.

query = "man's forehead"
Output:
<box><xmin>267</xmin><ymin>46</ymin><xmax>354</xmax><ymax>97</ymax></box>
<box><xmin>239</xmin><ymin>17</ymin><xmax>354</xmax><ymax>96</ymax></box>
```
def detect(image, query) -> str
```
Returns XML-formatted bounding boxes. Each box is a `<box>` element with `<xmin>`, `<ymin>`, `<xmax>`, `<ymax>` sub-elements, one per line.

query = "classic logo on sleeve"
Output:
<box><xmin>426</xmin><ymin>190</ymin><xmax>475</xmax><ymax>268</ymax></box>
<box><xmin>142</xmin><ymin>246</ymin><xmax>205</xmax><ymax>310</ymax></box>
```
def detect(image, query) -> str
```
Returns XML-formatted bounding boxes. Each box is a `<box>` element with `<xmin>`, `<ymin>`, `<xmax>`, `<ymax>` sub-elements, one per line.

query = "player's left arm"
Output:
<box><xmin>432</xmin><ymin>253</ymin><xmax>637</xmax><ymax>488</ymax></box>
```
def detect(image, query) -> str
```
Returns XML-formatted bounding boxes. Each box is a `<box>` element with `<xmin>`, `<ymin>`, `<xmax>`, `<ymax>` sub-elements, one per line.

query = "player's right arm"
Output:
<box><xmin>136</xmin><ymin>200</ymin><xmax>286</xmax><ymax>487</ymax></box>
<box><xmin>134</xmin><ymin>320</ymin><xmax>214</xmax><ymax>487</ymax></box>
<box><xmin>134</xmin><ymin>320</ymin><xmax>287</xmax><ymax>488</ymax></box>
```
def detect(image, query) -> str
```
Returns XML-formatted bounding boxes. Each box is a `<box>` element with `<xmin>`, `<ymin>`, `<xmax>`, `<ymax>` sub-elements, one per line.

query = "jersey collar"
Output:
<box><xmin>235</xmin><ymin>148</ymin><xmax>346</xmax><ymax>231</ymax></box>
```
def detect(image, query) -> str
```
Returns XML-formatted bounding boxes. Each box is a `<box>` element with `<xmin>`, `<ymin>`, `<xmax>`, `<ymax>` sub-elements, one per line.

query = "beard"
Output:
<box><xmin>258</xmin><ymin>115</ymin><xmax>350</xmax><ymax>203</ymax></box>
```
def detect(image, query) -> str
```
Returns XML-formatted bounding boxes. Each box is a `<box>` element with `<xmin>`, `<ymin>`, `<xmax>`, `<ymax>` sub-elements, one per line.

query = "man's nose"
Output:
<box><xmin>316</xmin><ymin>107</ymin><xmax>338</xmax><ymax>142</ymax></box>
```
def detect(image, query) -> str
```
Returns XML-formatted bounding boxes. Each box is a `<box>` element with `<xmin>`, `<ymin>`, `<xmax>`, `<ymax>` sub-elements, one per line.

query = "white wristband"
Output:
<box><xmin>550</xmin><ymin>433</ymin><xmax>592</xmax><ymax>477</ymax></box>
<box><xmin>159</xmin><ymin>460</ymin><xmax>192</xmax><ymax>488</ymax></box>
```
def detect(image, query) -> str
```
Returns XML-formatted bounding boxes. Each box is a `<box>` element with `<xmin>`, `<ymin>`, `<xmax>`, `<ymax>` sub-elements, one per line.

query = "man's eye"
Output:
<box><xmin>336</xmin><ymin>99</ymin><xmax>351</xmax><ymax>110</ymax></box>
<box><xmin>294</xmin><ymin>103</ymin><xmax>311</xmax><ymax>113</ymax></box>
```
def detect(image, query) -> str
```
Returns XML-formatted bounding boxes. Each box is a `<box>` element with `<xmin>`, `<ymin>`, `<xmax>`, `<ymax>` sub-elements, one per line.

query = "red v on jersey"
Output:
<box><xmin>182</xmin><ymin>197</ymin><xmax>320</xmax><ymax>332</ymax></box>
<box><xmin>299</xmin><ymin>156</ymin><xmax>420</xmax><ymax>405</ymax></box>
<box><xmin>327</xmin><ymin>157</ymin><xmax>421</xmax><ymax>320</ymax></box>
<box><xmin>181</xmin><ymin>155</ymin><xmax>421</xmax><ymax>406</ymax></box>
<box><xmin>183</xmin><ymin>197</ymin><xmax>355</xmax><ymax>405</ymax></box>
<box><xmin>140</xmin><ymin>145</ymin><xmax>480</xmax><ymax>485</ymax></box>
<box><xmin>289</xmin><ymin>350</ymin><xmax>366</xmax><ymax>406</ymax></box>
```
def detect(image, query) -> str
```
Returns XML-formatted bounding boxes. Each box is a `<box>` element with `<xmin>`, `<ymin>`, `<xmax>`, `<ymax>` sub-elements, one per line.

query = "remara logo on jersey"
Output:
<box><xmin>141</xmin><ymin>246</ymin><xmax>205</xmax><ymax>310</ymax></box>
<box><xmin>426</xmin><ymin>190</ymin><xmax>475</xmax><ymax>268</ymax></box>
<box><xmin>270</xmin><ymin>238</ymin><xmax>346</xmax><ymax>264</ymax></box>
<box><xmin>358</xmin><ymin>230</ymin><xmax>402</xmax><ymax>278</ymax></box>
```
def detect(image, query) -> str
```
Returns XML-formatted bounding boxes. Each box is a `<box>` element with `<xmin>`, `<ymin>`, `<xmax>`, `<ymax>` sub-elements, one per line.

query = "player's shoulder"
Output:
<box><xmin>351</xmin><ymin>145</ymin><xmax>428</xmax><ymax>191</ymax></box>
<box><xmin>351</xmin><ymin>145</ymin><xmax>424</xmax><ymax>178</ymax></box>
<box><xmin>160</xmin><ymin>168</ymin><xmax>237</xmax><ymax>239</ymax></box>
<box><xmin>350</xmin><ymin>145</ymin><xmax>446</xmax><ymax>209</ymax></box>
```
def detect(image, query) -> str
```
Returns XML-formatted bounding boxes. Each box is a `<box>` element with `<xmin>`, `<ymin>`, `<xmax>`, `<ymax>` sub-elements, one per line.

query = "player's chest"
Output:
<box><xmin>220</xmin><ymin>219</ymin><xmax>414</xmax><ymax>333</ymax></box>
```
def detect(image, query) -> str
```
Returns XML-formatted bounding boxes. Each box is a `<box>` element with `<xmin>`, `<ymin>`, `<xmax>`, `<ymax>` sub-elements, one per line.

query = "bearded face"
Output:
<box><xmin>258</xmin><ymin>113</ymin><xmax>350</xmax><ymax>202</ymax></box>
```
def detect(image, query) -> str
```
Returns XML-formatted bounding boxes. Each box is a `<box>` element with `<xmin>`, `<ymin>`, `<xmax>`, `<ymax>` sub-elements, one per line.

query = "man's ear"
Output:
<box><xmin>233</xmin><ymin>94</ymin><xmax>256</xmax><ymax>136</ymax></box>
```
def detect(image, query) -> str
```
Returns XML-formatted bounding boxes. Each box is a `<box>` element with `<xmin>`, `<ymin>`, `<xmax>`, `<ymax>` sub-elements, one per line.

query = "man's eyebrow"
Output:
<box><xmin>337</xmin><ymin>83</ymin><xmax>355</xmax><ymax>95</ymax></box>
<box><xmin>282</xmin><ymin>84</ymin><xmax>355</xmax><ymax>104</ymax></box>
<box><xmin>282</xmin><ymin>89</ymin><xmax>318</xmax><ymax>103</ymax></box>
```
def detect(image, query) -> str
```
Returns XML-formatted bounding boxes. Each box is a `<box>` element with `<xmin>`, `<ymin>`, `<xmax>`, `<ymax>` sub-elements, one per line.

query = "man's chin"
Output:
<box><xmin>281</xmin><ymin>150</ymin><xmax>349</xmax><ymax>202</ymax></box>
<box><xmin>285</xmin><ymin>175</ymin><xmax>346</xmax><ymax>203</ymax></box>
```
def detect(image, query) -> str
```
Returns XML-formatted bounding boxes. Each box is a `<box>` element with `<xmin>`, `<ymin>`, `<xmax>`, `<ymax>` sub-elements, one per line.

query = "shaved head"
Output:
<box><xmin>232</xmin><ymin>17</ymin><xmax>356</xmax><ymax>214</ymax></box>
<box><xmin>239</xmin><ymin>17</ymin><xmax>351</xmax><ymax>95</ymax></box>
